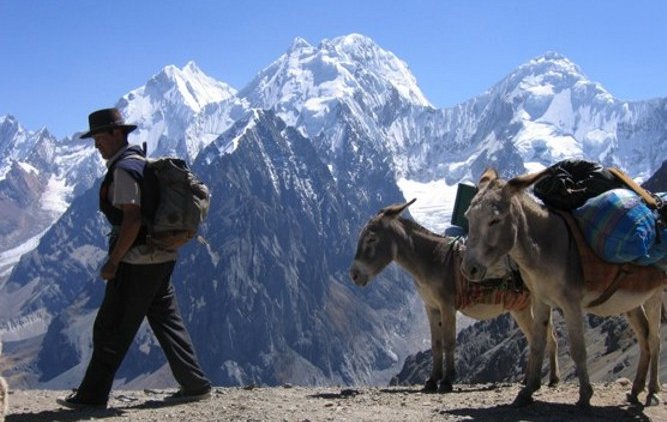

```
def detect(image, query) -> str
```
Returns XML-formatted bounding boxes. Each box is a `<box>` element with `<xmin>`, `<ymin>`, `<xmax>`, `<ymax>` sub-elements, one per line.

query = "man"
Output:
<box><xmin>57</xmin><ymin>108</ymin><xmax>211</xmax><ymax>409</ymax></box>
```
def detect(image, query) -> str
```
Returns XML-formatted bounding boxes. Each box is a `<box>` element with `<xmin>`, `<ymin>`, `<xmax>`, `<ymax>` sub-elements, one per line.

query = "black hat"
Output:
<box><xmin>80</xmin><ymin>108</ymin><xmax>137</xmax><ymax>139</ymax></box>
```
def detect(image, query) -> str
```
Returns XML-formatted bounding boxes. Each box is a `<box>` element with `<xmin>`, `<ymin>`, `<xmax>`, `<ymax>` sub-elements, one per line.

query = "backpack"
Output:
<box><xmin>533</xmin><ymin>159</ymin><xmax>624</xmax><ymax>210</ymax></box>
<box><xmin>140</xmin><ymin>157</ymin><xmax>211</xmax><ymax>252</ymax></box>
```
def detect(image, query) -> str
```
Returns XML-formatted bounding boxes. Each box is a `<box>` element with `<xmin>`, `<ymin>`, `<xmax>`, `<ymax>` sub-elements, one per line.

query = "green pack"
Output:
<box><xmin>451</xmin><ymin>183</ymin><xmax>477</xmax><ymax>233</ymax></box>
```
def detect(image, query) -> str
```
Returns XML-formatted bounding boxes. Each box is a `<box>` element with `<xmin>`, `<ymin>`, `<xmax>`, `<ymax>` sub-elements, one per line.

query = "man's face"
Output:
<box><xmin>93</xmin><ymin>129</ymin><xmax>125</xmax><ymax>160</ymax></box>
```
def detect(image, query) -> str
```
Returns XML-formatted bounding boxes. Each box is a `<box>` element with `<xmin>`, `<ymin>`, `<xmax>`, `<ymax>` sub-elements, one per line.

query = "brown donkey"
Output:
<box><xmin>349</xmin><ymin>199</ymin><xmax>559</xmax><ymax>393</ymax></box>
<box><xmin>461</xmin><ymin>168</ymin><xmax>665</xmax><ymax>408</ymax></box>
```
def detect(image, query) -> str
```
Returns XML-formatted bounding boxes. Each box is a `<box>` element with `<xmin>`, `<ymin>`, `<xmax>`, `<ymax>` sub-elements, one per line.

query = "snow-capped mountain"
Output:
<box><xmin>0</xmin><ymin>116</ymin><xmax>52</xmax><ymax>178</ymax></box>
<box><xmin>238</xmin><ymin>41</ymin><xmax>666</xmax><ymax>229</ymax></box>
<box><xmin>241</xmin><ymin>34</ymin><xmax>430</xmax><ymax>128</ymax></box>
<box><xmin>0</xmin><ymin>116</ymin><xmax>98</xmax><ymax>267</ymax></box>
<box><xmin>2</xmin><ymin>34</ymin><xmax>667</xmax><ymax>389</ymax></box>
<box><xmin>119</xmin><ymin>61</ymin><xmax>248</xmax><ymax>161</ymax></box>
<box><xmin>403</xmin><ymin>52</ymin><xmax>667</xmax><ymax>185</ymax></box>
<box><xmin>240</xmin><ymin>34</ymin><xmax>432</xmax><ymax>176</ymax></box>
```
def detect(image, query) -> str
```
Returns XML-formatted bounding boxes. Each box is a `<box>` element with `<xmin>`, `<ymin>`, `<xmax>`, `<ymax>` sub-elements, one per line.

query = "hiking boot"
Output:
<box><xmin>163</xmin><ymin>385</ymin><xmax>212</xmax><ymax>403</ymax></box>
<box><xmin>56</xmin><ymin>392</ymin><xmax>107</xmax><ymax>409</ymax></box>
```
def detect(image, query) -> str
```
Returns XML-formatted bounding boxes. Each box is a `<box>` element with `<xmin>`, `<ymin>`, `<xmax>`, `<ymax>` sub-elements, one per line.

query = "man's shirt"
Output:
<box><xmin>106</xmin><ymin>145</ymin><xmax>177</xmax><ymax>264</ymax></box>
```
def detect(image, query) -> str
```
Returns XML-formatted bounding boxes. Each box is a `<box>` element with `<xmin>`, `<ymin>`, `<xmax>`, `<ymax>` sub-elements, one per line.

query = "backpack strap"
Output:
<box><xmin>608</xmin><ymin>167</ymin><xmax>658</xmax><ymax>209</ymax></box>
<box><xmin>100</xmin><ymin>145</ymin><xmax>148</xmax><ymax>246</ymax></box>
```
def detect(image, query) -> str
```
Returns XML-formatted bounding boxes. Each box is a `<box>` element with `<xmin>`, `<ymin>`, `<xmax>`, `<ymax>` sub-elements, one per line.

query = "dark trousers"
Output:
<box><xmin>77</xmin><ymin>261</ymin><xmax>210</xmax><ymax>403</ymax></box>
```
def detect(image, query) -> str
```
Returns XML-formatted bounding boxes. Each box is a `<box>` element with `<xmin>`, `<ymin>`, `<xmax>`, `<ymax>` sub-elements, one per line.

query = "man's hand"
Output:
<box><xmin>103</xmin><ymin>203</ymin><xmax>141</xmax><ymax>280</ymax></box>
<box><xmin>100</xmin><ymin>259</ymin><xmax>119</xmax><ymax>280</ymax></box>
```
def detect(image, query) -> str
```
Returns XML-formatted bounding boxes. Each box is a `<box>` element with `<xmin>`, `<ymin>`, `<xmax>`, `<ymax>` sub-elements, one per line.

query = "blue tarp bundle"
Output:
<box><xmin>573</xmin><ymin>189</ymin><xmax>667</xmax><ymax>265</ymax></box>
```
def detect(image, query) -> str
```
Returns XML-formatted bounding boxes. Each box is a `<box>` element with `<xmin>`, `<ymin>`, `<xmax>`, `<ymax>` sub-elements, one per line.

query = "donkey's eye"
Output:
<box><xmin>488</xmin><ymin>219</ymin><xmax>500</xmax><ymax>227</ymax></box>
<box><xmin>367</xmin><ymin>235</ymin><xmax>378</xmax><ymax>244</ymax></box>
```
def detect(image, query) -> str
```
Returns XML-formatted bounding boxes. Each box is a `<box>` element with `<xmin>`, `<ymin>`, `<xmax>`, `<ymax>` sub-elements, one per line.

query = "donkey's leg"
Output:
<box><xmin>624</xmin><ymin>306</ymin><xmax>650</xmax><ymax>404</ymax></box>
<box><xmin>511</xmin><ymin>306</ymin><xmax>559</xmax><ymax>387</ymax></box>
<box><xmin>643</xmin><ymin>291</ymin><xmax>663</xmax><ymax>406</ymax></box>
<box><xmin>545</xmin><ymin>311</ymin><xmax>560</xmax><ymax>387</ymax></box>
<box><xmin>438</xmin><ymin>306</ymin><xmax>457</xmax><ymax>393</ymax></box>
<box><xmin>509</xmin><ymin>307</ymin><xmax>534</xmax><ymax>385</ymax></box>
<box><xmin>424</xmin><ymin>306</ymin><xmax>443</xmax><ymax>393</ymax></box>
<box><xmin>561</xmin><ymin>302</ymin><xmax>593</xmax><ymax>408</ymax></box>
<box><xmin>514</xmin><ymin>299</ymin><xmax>550</xmax><ymax>407</ymax></box>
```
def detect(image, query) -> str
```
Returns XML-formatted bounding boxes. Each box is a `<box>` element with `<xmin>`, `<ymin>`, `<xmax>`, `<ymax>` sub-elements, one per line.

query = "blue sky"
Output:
<box><xmin>2</xmin><ymin>0</ymin><xmax>666</xmax><ymax>138</ymax></box>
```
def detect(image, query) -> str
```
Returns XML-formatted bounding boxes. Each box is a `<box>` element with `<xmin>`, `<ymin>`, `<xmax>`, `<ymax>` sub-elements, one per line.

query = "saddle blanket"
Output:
<box><xmin>447</xmin><ymin>242</ymin><xmax>530</xmax><ymax>311</ymax></box>
<box><xmin>455</xmin><ymin>276</ymin><xmax>531</xmax><ymax>311</ymax></box>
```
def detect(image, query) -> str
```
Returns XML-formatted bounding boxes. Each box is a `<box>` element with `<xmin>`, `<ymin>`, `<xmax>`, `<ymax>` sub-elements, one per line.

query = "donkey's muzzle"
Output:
<box><xmin>349</xmin><ymin>264</ymin><xmax>369</xmax><ymax>286</ymax></box>
<box><xmin>461</xmin><ymin>256</ymin><xmax>486</xmax><ymax>282</ymax></box>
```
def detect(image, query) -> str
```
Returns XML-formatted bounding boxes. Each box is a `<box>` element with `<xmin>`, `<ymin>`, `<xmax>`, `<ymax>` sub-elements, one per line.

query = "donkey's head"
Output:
<box><xmin>349</xmin><ymin>199</ymin><xmax>416</xmax><ymax>286</ymax></box>
<box><xmin>461</xmin><ymin>168</ymin><xmax>548</xmax><ymax>281</ymax></box>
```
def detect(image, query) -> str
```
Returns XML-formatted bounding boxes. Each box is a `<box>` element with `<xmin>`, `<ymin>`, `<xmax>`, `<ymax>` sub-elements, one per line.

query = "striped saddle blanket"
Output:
<box><xmin>446</xmin><ymin>241</ymin><xmax>531</xmax><ymax>311</ymax></box>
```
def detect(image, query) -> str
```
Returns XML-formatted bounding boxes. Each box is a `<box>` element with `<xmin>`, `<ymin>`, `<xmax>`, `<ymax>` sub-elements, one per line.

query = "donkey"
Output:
<box><xmin>349</xmin><ymin>199</ymin><xmax>559</xmax><ymax>393</ymax></box>
<box><xmin>461</xmin><ymin>168</ymin><xmax>665</xmax><ymax>408</ymax></box>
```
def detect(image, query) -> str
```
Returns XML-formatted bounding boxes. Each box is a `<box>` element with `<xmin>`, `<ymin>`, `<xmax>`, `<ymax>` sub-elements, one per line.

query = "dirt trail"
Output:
<box><xmin>4</xmin><ymin>381</ymin><xmax>667</xmax><ymax>421</ymax></box>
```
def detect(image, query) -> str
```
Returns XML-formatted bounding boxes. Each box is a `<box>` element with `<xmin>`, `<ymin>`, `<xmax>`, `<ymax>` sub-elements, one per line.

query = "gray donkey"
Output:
<box><xmin>349</xmin><ymin>199</ymin><xmax>559</xmax><ymax>393</ymax></box>
<box><xmin>461</xmin><ymin>168</ymin><xmax>665</xmax><ymax>408</ymax></box>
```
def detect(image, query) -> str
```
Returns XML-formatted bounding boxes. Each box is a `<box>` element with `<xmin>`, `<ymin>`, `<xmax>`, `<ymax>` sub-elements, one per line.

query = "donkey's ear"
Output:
<box><xmin>478</xmin><ymin>168</ymin><xmax>498</xmax><ymax>190</ymax></box>
<box><xmin>381</xmin><ymin>198</ymin><xmax>417</xmax><ymax>218</ymax></box>
<box><xmin>503</xmin><ymin>168</ymin><xmax>551</xmax><ymax>196</ymax></box>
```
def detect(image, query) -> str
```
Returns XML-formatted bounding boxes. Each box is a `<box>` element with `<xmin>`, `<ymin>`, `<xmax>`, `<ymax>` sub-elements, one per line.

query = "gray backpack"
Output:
<box><xmin>141</xmin><ymin>158</ymin><xmax>210</xmax><ymax>251</ymax></box>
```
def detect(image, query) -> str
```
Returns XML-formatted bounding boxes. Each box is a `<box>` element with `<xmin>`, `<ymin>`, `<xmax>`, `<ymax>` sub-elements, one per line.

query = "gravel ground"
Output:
<box><xmin>4</xmin><ymin>381</ymin><xmax>667</xmax><ymax>421</ymax></box>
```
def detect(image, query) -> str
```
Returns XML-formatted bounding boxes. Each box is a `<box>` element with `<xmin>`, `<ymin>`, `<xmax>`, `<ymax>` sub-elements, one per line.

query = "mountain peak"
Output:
<box><xmin>323</xmin><ymin>33</ymin><xmax>431</xmax><ymax>106</ymax></box>
<box><xmin>183</xmin><ymin>60</ymin><xmax>202</xmax><ymax>72</ymax></box>
<box><xmin>0</xmin><ymin>115</ymin><xmax>22</xmax><ymax>147</ymax></box>
<box><xmin>0</xmin><ymin>114</ymin><xmax>19</xmax><ymax>128</ymax></box>
<box><xmin>34</xmin><ymin>127</ymin><xmax>54</xmax><ymax>139</ymax></box>
<box><xmin>485</xmin><ymin>51</ymin><xmax>597</xmax><ymax>103</ymax></box>
<box><xmin>148</xmin><ymin>62</ymin><xmax>237</xmax><ymax>104</ymax></box>
<box><xmin>543</xmin><ymin>50</ymin><xmax>566</xmax><ymax>61</ymax></box>
<box><xmin>120</xmin><ymin>62</ymin><xmax>238</xmax><ymax>123</ymax></box>
<box><xmin>521</xmin><ymin>51</ymin><xmax>586</xmax><ymax>78</ymax></box>
<box><xmin>289</xmin><ymin>37</ymin><xmax>312</xmax><ymax>52</ymax></box>
<box><xmin>202</xmin><ymin>108</ymin><xmax>268</xmax><ymax>160</ymax></box>
<box><xmin>115</xmin><ymin>61</ymin><xmax>242</xmax><ymax>160</ymax></box>
<box><xmin>325</xmin><ymin>33</ymin><xmax>376</xmax><ymax>49</ymax></box>
<box><xmin>241</xmin><ymin>33</ymin><xmax>431</xmax><ymax>125</ymax></box>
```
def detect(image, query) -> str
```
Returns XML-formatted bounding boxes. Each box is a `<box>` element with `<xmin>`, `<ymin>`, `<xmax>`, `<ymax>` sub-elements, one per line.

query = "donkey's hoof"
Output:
<box><xmin>645</xmin><ymin>393</ymin><xmax>660</xmax><ymax>407</ymax></box>
<box><xmin>437</xmin><ymin>382</ymin><xmax>453</xmax><ymax>394</ymax></box>
<box><xmin>626</xmin><ymin>392</ymin><xmax>640</xmax><ymax>405</ymax></box>
<box><xmin>512</xmin><ymin>391</ymin><xmax>534</xmax><ymax>407</ymax></box>
<box><xmin>577</xmin><ymin>385</ymin><xmax>593</xmax><ymax>409</ymax></box>
<box><xmin>575</xmin><ymin>398</ymin><xmax>592</xmax><ymax>410</ymax></box>
<box><xmin>423</xmin><ymin>379</ymin><xmax>438</xmax><ymax>393</ymax></box>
